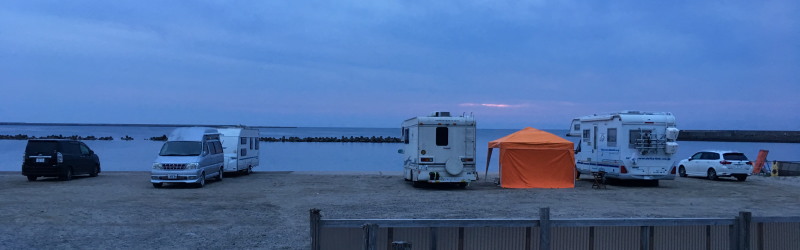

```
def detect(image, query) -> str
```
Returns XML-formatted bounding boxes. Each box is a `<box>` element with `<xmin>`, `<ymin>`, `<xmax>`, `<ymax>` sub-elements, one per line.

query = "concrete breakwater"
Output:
<box><xmin>678</xmin><ymin>130</ymin><xmax>800</xmax><ymax>143</ymax></box>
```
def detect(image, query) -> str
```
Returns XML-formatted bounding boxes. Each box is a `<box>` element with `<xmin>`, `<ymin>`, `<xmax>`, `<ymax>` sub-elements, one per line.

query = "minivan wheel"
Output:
<box><xmin>216</xmin><ymin>168</ymin><xmax>223</xmax><ymax>181</ymax></box>
<box><xmin>678</xmin><ymin>166</ymin><xmax>687</xmax><ymax>177</ymax></box>
<box><xmin>707</xmin><ymin>169</ymin><xmax>718</xmax><ymax>181</ymax></box>
<box><xmin>60</xmin><ymin>168</ymin><xmax>73</xmax><ymax>181</ymax></box>
<box><xmin>27</xmin><ymin>176</ymin><xmax>37</xmax><ymax>182</ymax></box>
<box><xmin>196</xmin><ymin>172</ymin><xmax>206</xmax><ymax>188</ymax></box>
<box><xmin>89</xmin><ymin>165</ymin><xmax>99</xmax><ymax>177</ymax></box>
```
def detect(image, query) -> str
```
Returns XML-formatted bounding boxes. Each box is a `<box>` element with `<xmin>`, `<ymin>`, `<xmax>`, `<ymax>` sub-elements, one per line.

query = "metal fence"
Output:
<box><xmin>310</xmin><ymin>208</ymin><xmax>800</xmax><ymax>250</ymax></box>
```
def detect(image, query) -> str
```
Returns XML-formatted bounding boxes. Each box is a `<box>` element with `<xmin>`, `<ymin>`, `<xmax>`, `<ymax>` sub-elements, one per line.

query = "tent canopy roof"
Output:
<box><xmin>488</xmin><ymin>127</ymin><xmax>573</xmax><ymax>149</ymax></box>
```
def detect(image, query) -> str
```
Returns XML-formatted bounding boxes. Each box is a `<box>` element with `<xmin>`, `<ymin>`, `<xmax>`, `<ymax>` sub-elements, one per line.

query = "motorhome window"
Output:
<box><xmin>403</xmin><ymin>128</ymin><xmax>409</xmax><ymax>144</ymax></box>
<box><xmin>249</xmin><ymin>138</ymin><xmax>254</xmax><ymax>150</ymax></box>
<box><xmin>255</xmin><ymin>139</ymin><xmax>260</xmax><ymax>150</ymax></box>
<box><xmin>241</xmin><ymin>137</ymin><xmax>247</xmax><ymax>145</ymax></box>
<box><xmin>606</xmin><ymin>128</ymin><xmax>617</xmax><ymax>147</ymax></box>
<box><xmin>723</xmin><ymin>153</ymin><xmax>748</xmax><ymax>161</ymax></box>
<box><xmin>573</xmin><ymin>124</ymin><xmax>580</xmax><ymax>131</ymax></box>
<box><xmin>159</xmin><ymin>141</ymin><xmax>202</xmax><ymax>156</ymax></box>
<box><xmin>582</xmin><ymin>130</ymin><xmax>590</xmax><ymax>145</ymax></box>
<box><xmin>628</xmin><ymin>129</ymin><xmax>653</xmax><ymax>148</ymax></box>
<box><xmin>241</xmin><ymin>148</ymin><xmax>247</xmax><ymax>156</ymax></box>
<box><xmin>436</xmin><ymin>127</ymin><xmax>448</xmax><ymax>146</ymax></box>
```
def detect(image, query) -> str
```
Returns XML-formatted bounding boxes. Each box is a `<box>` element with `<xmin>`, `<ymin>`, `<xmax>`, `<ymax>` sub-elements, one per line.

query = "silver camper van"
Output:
<box><xmin>151</xmin><ymin>127</ymin><xmax>225</xmax><ymax>188</ymax></box>
<box><xmin>400</xmin><ymin>112</ymin><xmax>477</xmax><ymax>187</ymax></box>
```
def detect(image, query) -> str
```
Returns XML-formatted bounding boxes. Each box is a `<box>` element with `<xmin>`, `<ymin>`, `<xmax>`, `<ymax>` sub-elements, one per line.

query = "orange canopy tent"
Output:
<box><xmin>485</xmin><ymin>127</ymin><xmax>575</xmax><ymax>188</ymax></box>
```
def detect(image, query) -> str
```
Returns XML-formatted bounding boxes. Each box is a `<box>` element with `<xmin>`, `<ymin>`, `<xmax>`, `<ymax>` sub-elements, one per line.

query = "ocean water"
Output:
<box><xmin>0</xmin><ymin>125</ymin><xmax>797</xmax><ymax>173</ymax></box>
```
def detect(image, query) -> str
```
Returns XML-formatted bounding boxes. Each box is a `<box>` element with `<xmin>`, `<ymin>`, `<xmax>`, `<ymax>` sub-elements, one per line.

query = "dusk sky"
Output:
<box><xmin>2</xmin><ymin>1</ymin><xmax>798</xmax><ymax>129</ymax></box>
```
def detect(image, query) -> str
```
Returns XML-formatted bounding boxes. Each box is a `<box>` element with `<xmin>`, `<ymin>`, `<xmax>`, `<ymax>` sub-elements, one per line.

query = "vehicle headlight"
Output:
<box><xmin>186</xmin><ymin>163</ymin><xmax>199</xmax><ymax>169</ymax></box>
<box><xmin>152</xmin><ymin>163</ymin><xmax>162</xmax><ymax>169</ymax></box>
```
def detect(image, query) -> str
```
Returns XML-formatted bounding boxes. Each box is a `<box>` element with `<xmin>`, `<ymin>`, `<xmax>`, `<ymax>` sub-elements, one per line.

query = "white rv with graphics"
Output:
<box><xmin>400</xmin><ymin>112</ymin><xmax>477</xmax><ymax>187</ymax></box>
<box><xmin>573</xmin><ymin>111</ymin><xmax>680</xmax><ymax>186</ymax></box>
<box><xmin>218</xmin><ymin>127</ymin><xmax>260</xmax><ymax>174</ymax></box>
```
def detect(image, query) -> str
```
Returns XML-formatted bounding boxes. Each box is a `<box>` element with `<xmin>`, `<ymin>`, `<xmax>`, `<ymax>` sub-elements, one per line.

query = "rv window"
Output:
<box><xmin>582</xmin><ymin>130</ymin><xmax>590</xmax><ymax>145</ymax></box>
<box><xmin>241</xmin><ymin>137</ymin><xmax>247</xmax><ymax>145</ymax></box>
<box><xmin>629</xmin><ymin>129</ymin><xmax>653</xmax><ymax>148</ymax></box>
<box><xmin>607</xmin><ymin>128</ymin><xmax>617</xmax><ymax>147</ymax></box>
<box><xmin>255</xmin><ymin>139</ymin><xmax>260</xmax><ymax>150</ymax></box>
<box><xmin>241</xmin><ymin>148</ymin><xmax>247</xmax><ymax>156</ymax></box>
<box><xmin>250</xmin><ymin>138</ymin><xmax>254</xmax><ymax>150</ymax></box>
<box><xmin>573</xmin><ymin>124</ymin><xmax>580</xmax><ymax>131</ymax></box>
<box><xmin>436</xmin><ymin>127</ymin><xmax>448</xmax><ymax>146</ymax></box>
<box><xmin>403</xmin><ymin>128</ymin><xmax>409</xmax><ymax>144</ymax></box>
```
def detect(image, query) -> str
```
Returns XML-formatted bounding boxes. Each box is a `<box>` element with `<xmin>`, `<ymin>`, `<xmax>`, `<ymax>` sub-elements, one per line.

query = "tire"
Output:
<box><xmin>707</xmin><ymin>169</ymin><xmax>718</xmax><ymax>181</ymax></box>
<box><xmin>216</xmin><ymin>168</ymin><xmax>224</xmax><ymax>181</ymax></box>
<box><xmin>89</xmin><ymin>165</ymin><xmax>99</xmax><ymax>177</ymax></box>
<box><xmin>735</xmin><ymin>175</ymin><xmax>747</xmax><ymax>182</ymax></box>
<box><xmin>576</xmin><ymin>171</ymin><xmax>581</xmax><ymax>180</ymax></box>
<box><xmin>152</xmin><ymin>183</ymin><xmax>163</xmax><ymax>188</ymax></box>
<box><xmin>458</xmin><ymin>182</ymin><xmax>469</xmax><ymax>189</ymax></box>
<box><xmin>60</xmin><ymin>168</ymin><xmax>73</xmax><ymax>181</ymax></box>
<box><xmin>27</xmin><ymin>176</ymin><xmax>37</xmax><ymax>182</ymax></box>
<box><xmin>245</xmin><ymin>166</ymin><xmax>252</xmax><ymax>175</ymax></box>
<box><xmin>196</xmin><ymin>172</ymin><xmax>206</xmax><ymax>188</ymax></box>
<box><xmin>678</xmin><ymin>166</ymin><xmax>687</xmax><ymax>177</ymax></box>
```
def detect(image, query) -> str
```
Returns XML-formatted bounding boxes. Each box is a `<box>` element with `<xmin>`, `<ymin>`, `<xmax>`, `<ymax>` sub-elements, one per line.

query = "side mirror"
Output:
<box><xmin>397</xmin><ymin>149</ymin><xmax>404</xmax><ymax>154</ymax></box>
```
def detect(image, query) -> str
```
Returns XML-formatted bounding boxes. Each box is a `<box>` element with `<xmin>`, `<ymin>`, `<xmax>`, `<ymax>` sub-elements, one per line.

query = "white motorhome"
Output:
<box><xmin>399</xmin><ymin>112</ymin><xmax>477</xmax><ymax>187</ymax></box>
<box><xmin>573</xmin><ymin>111</ymin><xmax>680</xmax><ymax>185</ymax></box>
<box><xmin>218</xmin><ymin>127</ymin><xmax>260</xmax><ymax>174</ymax></box>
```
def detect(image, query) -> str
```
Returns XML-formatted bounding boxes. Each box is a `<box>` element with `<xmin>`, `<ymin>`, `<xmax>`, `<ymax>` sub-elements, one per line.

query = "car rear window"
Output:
<box><xmin>723</xmin><ymin>153</ymin><xmax>748</xmax><ymax>161</ymax></box>
<box><xmin>25</xmin><ymin>141</ymin><xmax>58</xmax><ymax>154</ymax></box>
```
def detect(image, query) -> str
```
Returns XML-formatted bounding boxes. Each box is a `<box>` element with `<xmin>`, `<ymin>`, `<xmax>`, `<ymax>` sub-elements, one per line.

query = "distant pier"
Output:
<box><xmin>678</xmin><ymin>130</ymin><xmax>800</xmax><ymax>143</ymax></box>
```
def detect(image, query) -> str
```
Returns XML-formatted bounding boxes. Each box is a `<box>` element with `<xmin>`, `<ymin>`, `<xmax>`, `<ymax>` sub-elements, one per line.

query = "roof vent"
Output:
<box><xmin>430</xmin><ymin>111</ymin><xmax>451</xmax><ymax>117</ymax></box>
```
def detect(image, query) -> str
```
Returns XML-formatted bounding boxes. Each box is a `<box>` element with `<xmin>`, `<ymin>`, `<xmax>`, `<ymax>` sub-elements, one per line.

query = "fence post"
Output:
<box><xmin>738</xmin><ymin>212</ymin><xmax>751</xmax><ymax>250</ymax></box>
<box><xmin>310</xmin><ymin>209</ymin><xmax>321</xmax><ymax>250</ymax></box>
<box><xmin>363</xmin><ymin>223</ymin><xmax>379</xmax><ymax>250</ymax></box>
<box><xmin>540</xmin><ymin>207</ymin><xmax>551</xmax><ymax>250</ymax></box>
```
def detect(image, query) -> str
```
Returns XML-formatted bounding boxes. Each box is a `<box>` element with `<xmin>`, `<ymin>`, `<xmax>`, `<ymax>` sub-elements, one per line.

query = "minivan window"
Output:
<box><xmin>79</xmin><ymin>144</ymin><xmax>90</xmax><ymax>155</ymax></box>
<box><xmin>64</xmin><ymin>142</ymin><xmax>82</xmax><ymax>155</ymax></box>
<box><xmin>723</xmin><ymin>153</ymin><xmax>748</xmax><ymax>161</ymax></box>
<box><xmin>26</xmin><ymin>141</ymin><xmax>58</xmax><ymax>154</ymax></box>
<box><xmin>159</xmin><ymin>141</ymin><xmax>202</xmax><ymax>156</ymax></box>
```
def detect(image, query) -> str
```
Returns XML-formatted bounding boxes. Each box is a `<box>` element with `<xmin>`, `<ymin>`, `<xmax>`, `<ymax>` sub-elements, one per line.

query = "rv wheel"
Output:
<box><xmin>245</xmin><ymin>166</ymin><xmax>252</xmax><ymax>175</ymax></box>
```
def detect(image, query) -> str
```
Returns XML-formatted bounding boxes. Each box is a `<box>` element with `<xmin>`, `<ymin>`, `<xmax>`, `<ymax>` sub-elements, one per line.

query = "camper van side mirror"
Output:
<box><xmin>397</xmin><ymin>149</ymin><xmax>404</xmax><ymax>154</ymax></box>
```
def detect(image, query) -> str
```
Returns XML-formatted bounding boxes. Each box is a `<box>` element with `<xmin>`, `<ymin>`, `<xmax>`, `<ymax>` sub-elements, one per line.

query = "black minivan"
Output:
<box><xmin>22</xmin><ymin>139</ymin><xmax>101</xmax><ymax>181</ymax></box>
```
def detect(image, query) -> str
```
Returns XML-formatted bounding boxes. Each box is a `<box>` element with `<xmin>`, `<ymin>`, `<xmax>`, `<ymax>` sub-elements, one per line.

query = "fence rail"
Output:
<box><xmin>310</xmin><ymin>208</ymin><xmax>800</xmax><ymax>250</ymax></box>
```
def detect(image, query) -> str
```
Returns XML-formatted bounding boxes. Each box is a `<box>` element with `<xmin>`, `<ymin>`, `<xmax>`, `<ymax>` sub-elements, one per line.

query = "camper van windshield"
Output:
<box><xmin>159</xmin><ymin>141</ymin><xmax>202</xmax><ymax>156</ymax></box>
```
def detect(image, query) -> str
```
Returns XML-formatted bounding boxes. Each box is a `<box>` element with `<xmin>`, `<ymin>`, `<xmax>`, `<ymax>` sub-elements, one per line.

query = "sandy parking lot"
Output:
<box><xmin>2</xmin><ymin>171</ymin><xmax>800</xmax><ymax>249</ymax></box>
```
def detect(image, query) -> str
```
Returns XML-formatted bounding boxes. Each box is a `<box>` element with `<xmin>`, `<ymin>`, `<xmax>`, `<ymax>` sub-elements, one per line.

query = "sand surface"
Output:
<box><xmin>2</xmin><ymin>171</ymin><xmax>800</xmax><ymax>249</ymax></box>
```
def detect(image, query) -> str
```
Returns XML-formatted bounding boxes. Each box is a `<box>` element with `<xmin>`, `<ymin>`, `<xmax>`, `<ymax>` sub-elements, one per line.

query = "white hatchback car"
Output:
<box><xmin>677</xmin><ymin>150</ymin><xmax>752</xmax><ymax>181</ymax></box>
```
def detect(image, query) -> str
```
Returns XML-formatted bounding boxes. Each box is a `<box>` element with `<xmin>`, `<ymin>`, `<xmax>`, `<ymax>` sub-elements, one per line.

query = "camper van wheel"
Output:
<box><xmin>707</xmin><ymin>169</ymin><xmax>718</xmax><ymax>181</ymax></box>
<box><xmin>152</xmin><ymin>183</ymin><xmax>163</xmax><ymax>188</ymax></box>
<box><xmin>245</xmin><ymin>166</ymin><xmax>252</xmax><ymax>175</ymax></box>
<box><xmin>678</xmin><ymin>166</ymin><xmax>687</xmax><ymax>177</ymax></box>
<box><xmin>215</xmin><ymin>168</ymin><xmax>224</xmax><ymax>181</ymax></box>
<box><xmin>197</xmin><ymin>172</ymin><xmax>206</xmax><ymax>188</ymax></box>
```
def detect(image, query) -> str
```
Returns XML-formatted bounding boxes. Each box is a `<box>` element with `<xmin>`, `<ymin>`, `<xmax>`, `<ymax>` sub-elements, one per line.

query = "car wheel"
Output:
<box><xmin>89</xmin><ymin>165</ymin><xmax>99</xmax><ymax>177</ymax></box>
<box><xmin>152</xmin><ymin>183</ymin><xmax>163</xmax><ymax>188</ymax></box>
<box><xmin>707</xmin><ymin>169</ymin><xmax>718</xmax><ymax>181</ymax></box>
<box><xmin>196</xmin><ymin>172</ymin><xmax>206</xmax><ymax>188</ymax></box>
<box><xmin>26</xmin><ymin>176</ymin><xmax>37</xmax><ymax>182</ymax></box>
<box><xmin>735</xmin><ymin>175</ymin><xmax>747</xmax><ymax>182</ymax></box>
<box><xmin>60</xmin><ymin>168</ymin><xmax>73</xmax><ymax>181</ymax></box>
<box><xmin>678</xmin><ymin>166</ymin><xmax>687</xmax><ymax>177</ymax></box>
<box><xmin>216</xmin><ymin>168</ymin><xmax>224</xmax><ymax>181</ymax></box>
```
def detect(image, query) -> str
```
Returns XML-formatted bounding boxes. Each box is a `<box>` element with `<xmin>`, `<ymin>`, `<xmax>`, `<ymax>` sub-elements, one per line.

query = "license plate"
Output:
<box><xmin>168</xmin><ymin>173</ymin><xmax>178</xmax><ymax>179</ymax></box>
<box><xmin>36</xmin><ymin>158</ymin><xmax>44</xmax><ymax>163</ymax></box>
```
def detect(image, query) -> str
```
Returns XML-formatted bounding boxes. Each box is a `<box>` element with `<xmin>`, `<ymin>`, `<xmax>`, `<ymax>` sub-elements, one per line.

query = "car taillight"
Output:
<box><xmin>720</xmin><ymin>160</ymin><xmax>731</xmax><ymax>165</ymax></box>
<box><xmin>746</xmin><ymin>161</ymin><xmax>752</xmax><ymax>165</ymax></box>
<box><xmin>620</xmin><ymin>165</ymin><xmax>628</xmax><ymax>174</ymax></box>
<box><xmin>420</xmin><ymin>157</ymin><xmax>433</xmax><ymax>162</ymax></box>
